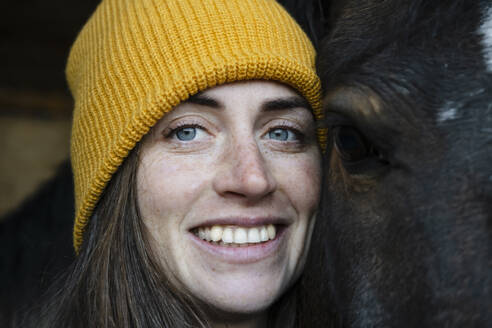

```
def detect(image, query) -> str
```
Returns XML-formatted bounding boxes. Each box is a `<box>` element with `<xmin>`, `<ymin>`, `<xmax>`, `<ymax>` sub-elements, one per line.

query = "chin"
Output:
<box><xmin>194</xmin><ymin>275</ymin><xmax>288</xmax><ymax>316</ymax></box>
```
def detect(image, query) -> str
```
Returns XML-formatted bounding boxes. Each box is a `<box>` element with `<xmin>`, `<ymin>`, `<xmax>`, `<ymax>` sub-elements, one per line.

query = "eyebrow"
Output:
<box><xmin>185</xmin><ymin>93</ymin><xmax>310</xmax><ymax>112</ymax></box>
<box><xmin>261</xmin><ymin>96</ymin><xmax>310</xmax><ymax>112</ymax></box>
<box><xmin>185</xmin><ymin>94</ymin><xmax>222</xmax><ymax>108</ymax></box>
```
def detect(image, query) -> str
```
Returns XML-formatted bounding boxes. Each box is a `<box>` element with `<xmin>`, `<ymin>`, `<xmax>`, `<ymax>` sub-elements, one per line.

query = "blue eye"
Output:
<box><xmin>268</xmin><ymin>128</ymin><xmax>297</xmax><ymax>141</ymax></box>
<box><xmin>176</xmin><ymin>127</ymin><xmax>197</xmax><ymax>141</ymax></box>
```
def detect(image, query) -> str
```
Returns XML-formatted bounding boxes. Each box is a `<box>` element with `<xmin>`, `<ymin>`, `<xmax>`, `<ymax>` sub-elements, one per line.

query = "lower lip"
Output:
<box><xmin>188</xmin><ymin>227</ymin><xmax>287</xmax><ymax>264</ymax></box>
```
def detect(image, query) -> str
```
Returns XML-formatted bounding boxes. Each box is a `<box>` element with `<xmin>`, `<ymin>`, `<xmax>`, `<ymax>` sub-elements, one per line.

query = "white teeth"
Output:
<box><xmin>234</xmin><ymin>228</ymin><xmax>248</xmax><ymax>244</ymax></box>
<box><xmin>267</xmin><ymin>224</ymin><xmax>276</xmax><ymax>240</ymax></box>
<box><xmin>260</xmin><ymin>226</ymin><xmax>269</xmax><ymax>241</ymax></box>
<box><xmin>210</xmin><ymin>226</ymin><xmax>222</xmax><ymax>242</ymax></box>
<box><xmin>222</xmin><ymin>227</ymin><xmax>234</xmax><ymax>243</ymax></box>
<box><xmin>247</xmin><ymin>228</ymin><xmax>260</xmax><ymax>243</ymax></box>
<box><xmin>194</xmin><ymin>224</ymin><xmax>277</xmax><ymax>245</ymax></box>
<box><xmin>198</xmin><ymin>228</ymin><xmax>206</xmax><ymax>240</ymax></box>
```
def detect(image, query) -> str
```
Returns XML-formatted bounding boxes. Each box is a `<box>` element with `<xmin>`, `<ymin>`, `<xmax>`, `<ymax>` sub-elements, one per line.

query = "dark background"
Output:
<box><xmin>0</xmin><ymin>0</ymin><xmax>99</xmax><ymax>217</ymax></box>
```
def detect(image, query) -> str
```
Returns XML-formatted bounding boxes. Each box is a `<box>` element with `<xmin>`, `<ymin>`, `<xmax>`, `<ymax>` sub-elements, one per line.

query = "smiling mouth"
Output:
<box><xmin>191</xmin><ymin>224</ymin><xmax>278</xmax><ymax>246</ymax></box>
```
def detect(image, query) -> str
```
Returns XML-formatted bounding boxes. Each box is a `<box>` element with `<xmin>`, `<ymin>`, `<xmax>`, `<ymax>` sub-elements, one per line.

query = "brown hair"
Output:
<box><xmin>21</xmin><ymin>143</ymin><xmax>302</xmax><ymax>328</ymax></box>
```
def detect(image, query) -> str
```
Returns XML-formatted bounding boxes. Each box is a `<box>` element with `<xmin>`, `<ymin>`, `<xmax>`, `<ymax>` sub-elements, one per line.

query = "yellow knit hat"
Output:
<box><xmin>68</xmin><ymin>0</ymin><xmax>322</xmax><ymax>252</ymax></box>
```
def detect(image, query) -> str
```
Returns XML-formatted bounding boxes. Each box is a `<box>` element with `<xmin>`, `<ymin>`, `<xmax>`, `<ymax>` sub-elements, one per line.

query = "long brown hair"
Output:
<box><xmin>20</xmin><ymin>143</ymin><xmax>302</xmax><ymax>328</ymax></box>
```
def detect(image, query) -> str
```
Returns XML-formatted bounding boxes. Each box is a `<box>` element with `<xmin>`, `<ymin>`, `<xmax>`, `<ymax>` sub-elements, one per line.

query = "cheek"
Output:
<box><xmin>136</xmin><ymin>152</ymin><xmax>207</xmax><ymax>225</ymax></box>
<box><xmin>275</xmin><ymin>154</ymin><xmax>321</xmax><ymax>212</ymax></box>
<box><xmin>274</xmin><ymin>153</ymin><xmax>321</xmax><ymax>278</ymax></box>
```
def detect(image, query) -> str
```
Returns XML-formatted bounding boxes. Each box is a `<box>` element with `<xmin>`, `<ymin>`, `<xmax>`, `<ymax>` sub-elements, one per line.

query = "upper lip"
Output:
<box><xmin>189</xmin><ymin>216</ymin><xmax>291</xmax><ymax>230</ymax></box>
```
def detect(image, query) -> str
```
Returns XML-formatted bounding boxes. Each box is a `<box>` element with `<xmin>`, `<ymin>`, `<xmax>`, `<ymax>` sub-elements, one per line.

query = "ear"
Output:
<box><xmin>276</xmin><ymin>0</ymin><xmax>331</xmax><ymax>48</ymax></box>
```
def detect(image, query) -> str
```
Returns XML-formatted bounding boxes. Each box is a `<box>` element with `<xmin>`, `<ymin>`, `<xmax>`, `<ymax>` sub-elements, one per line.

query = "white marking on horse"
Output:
<box><xmin>438</xmin><ymin>101</ymin><xmax>459</xmax><ymax>123</ymax></box>
<box><xmin>479</xmin><ymin>5</ymin><xmax>492</xmax><ymax>72</ymax></box>
<box><xmin>438</xmin><ymin>88</ymin><xmax>484</xmax><ymax>123</ymax></box>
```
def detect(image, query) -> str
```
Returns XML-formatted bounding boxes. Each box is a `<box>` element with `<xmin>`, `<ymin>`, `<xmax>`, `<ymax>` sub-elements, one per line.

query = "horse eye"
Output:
<box><xmin>333</xmin><ymin>126</ymin><xmax>371</xmax><ymax>162</ymax></box>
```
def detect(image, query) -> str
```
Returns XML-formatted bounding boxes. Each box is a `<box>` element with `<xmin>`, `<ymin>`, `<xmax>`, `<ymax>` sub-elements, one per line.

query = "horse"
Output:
<box><xmin>299</xmin><ymin>0</ymin><xmax>492</xmax><ymax>326</ymax></box>
<box><xmin>2</xmin><ymin>1</ymin><xmax>491</xmax><ymax>326</ymax></box>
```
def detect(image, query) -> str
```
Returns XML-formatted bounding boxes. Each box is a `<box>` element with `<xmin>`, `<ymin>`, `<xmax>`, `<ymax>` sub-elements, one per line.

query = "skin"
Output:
<box><xmin>137</xmin><ymin>80</ymin><xmax>321</xmax><ymax>328</ymax></box>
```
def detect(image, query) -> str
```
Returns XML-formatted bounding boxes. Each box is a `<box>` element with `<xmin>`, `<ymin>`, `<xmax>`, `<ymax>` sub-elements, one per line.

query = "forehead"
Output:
<box><xmin>200</xmin><ymin>80</ymin><xmax>300</xmax><ymax>100</ymax></box>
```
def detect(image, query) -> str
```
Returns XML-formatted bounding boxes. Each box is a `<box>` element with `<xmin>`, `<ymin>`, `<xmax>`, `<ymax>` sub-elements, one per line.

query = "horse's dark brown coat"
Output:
<box><xmin>296</xmin><ymin>0</ymin><xmax>492</xmax><ymax>326</ymax></box>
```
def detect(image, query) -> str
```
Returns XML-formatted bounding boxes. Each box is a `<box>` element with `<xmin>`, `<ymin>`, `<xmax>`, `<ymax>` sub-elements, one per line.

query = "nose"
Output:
<box><xmin>213</xmin><ymin>139</ymin><xmax>277</xmax><ymax>202</ymax></box>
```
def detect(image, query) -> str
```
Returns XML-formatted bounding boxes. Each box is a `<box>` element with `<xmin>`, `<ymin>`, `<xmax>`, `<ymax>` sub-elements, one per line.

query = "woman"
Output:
<box><xmin>28</xmin><ymin>0</ymin><xmax>323</xmax><ymax>327</ymax></box>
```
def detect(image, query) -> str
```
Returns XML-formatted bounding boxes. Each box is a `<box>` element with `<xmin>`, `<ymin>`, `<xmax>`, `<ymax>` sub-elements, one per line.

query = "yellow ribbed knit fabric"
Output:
<box><xmin>68</xmin><ymin>0</ymin><xmax>323</xmax><ymax>253</ymax></box>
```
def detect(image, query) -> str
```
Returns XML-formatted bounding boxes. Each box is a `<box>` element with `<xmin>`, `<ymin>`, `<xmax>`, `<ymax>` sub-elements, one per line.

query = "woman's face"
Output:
<box><xmin>137</xmin><ymin>80</ymin><xmax>321</xmax><ymax>317</ymax></box>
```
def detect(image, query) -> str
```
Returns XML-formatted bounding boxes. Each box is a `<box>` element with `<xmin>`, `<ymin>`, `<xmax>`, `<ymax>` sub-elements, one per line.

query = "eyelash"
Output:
<box><xmin>268</xmin><ymin>122</ymin><xmax>304</xmax><ymax>141</ymax></box>
<box><xmin>162</xmin><ymin>121</ymin><xmax>305</xmax><ymax>143</ymax></box>
<box><xmin>163</xmin><ymin>122</ymin><xmax>206</xmax><ymax>139</ymax></box>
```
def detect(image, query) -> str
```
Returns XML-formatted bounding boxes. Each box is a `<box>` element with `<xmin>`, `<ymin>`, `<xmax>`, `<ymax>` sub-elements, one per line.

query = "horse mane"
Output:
<box><xmin>318</xmin><ymin>0</ymin><xmax>488</xmax><ymax>90</ymax></box>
